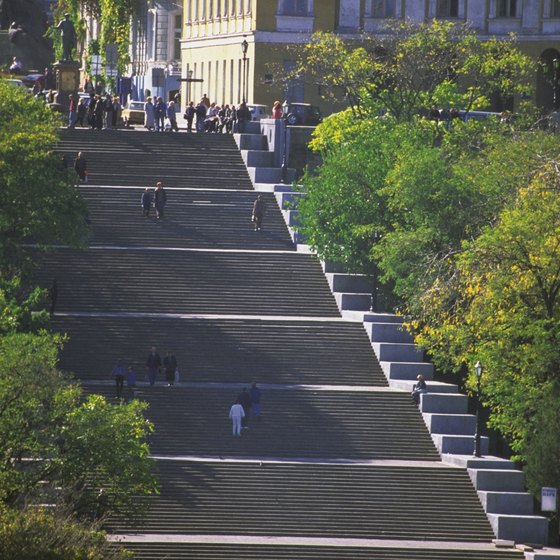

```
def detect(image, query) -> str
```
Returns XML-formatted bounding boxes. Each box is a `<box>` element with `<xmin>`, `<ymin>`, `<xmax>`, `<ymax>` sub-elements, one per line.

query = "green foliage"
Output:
<box><xmin>0</xmin><ymin>507</ymin><xmax>132</xmax><ymax>560</ymax></box>
<box><xmin>0</xmin><ymin>332</ymin><xmax>157</xmax><ymax>516</ymax></box>
<box><xmin>59</xmin><ymin>394</ymin><xmax>157</xmax><ymax>519</ymax></box>
<box><xmin>52</xmin><ymin>0</ymin><xmax>141</xmax><ymax>76</ymax></box>
<box><xmin>0</xmin><ymin>82</ymin><xmax>89</xmax><ymax>270</ymax></box>
<box><xmin>0</xmin><ymin>276</ymin><xmax>49</xmax><ymax>335</ymax></box>
<box><xmin>524</xmin><ymin>382</ymin><xmax>560</xmax><ymax>497</ymax></box>
<box><xmin>0</xmin><ymin>332</ymin><xmax>77</xmax><ymax>505</ymax></box>
<box><xmin>296</xmin><ymin>20</ymin><xmax>560</xmax><ymax>485</ymax></box>
<box><xmin>299</xmin><ymin>21</ymin><xmax>534</xmax><ymax>121</ymax></box>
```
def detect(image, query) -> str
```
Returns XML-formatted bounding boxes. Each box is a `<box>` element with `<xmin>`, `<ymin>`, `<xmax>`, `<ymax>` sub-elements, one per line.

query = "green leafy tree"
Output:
<box><xmin>0</xmin><ymin>82</ymin><xmax>88</xmax><ymax>271</ymax></box>
<box><xmin>0</xmin><ymin>506</ymin><xmax>132</xmax><ymax>560</ymax></box>
<box><xmin>299</xmin><ymin>21</ymin><xmax>534</xmax><ymax>120</ymax></box>
<box><xmin>414</xmin><ymin>160</ymin><xmax>560</xmax><ymax>467</ymax></box>
<box><xmin>0</xmin><ymin>332</ymin><xmax>157</xmax><ymax>516</ymax></box>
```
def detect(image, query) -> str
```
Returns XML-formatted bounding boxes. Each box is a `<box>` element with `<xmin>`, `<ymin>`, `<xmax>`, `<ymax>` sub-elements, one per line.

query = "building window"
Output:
<box><xmin>497</xmin><ymin>0</ymin><xmax>516</xmax><ymax>16</ymax></box>
<box><xmin>279</xmin><ymin>0</ymin><xmax>309</xmax><ymax>16</ymax></box>
<box><xmin>370</xmin><ymin>0</ymin><xmax>394</xmax><ymax>17</ymax></box>
<box><xmin>173</xmin><ymin>14</ymin><xmax>182</xmax><ymax>60</ymax></box>
<box><xmin>436</xmin><ymin>0</ymin><xmax>458</xmax><ymax>17</ymax></box>
<box><xmin>553</xmin><ymin>0</ymin><xmax>560</xmax><ymax>16</ymax></box>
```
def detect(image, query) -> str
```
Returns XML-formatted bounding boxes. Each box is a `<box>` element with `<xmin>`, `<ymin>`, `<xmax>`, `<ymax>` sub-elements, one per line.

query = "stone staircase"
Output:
<box><xmin>58</xmin><ymin>129</ymin><xmax>251</xmax><ymax>189</ymax></box>
<box><xmin>42</xmin><ymin>128</ymin><xmax>547</xmax><ymax>559</ymax></box>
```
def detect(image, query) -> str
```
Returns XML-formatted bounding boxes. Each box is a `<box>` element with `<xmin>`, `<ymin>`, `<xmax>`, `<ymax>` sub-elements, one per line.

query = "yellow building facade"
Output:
<box><xmin>181</xmin><ymin>0</ymin><xmax>560</xmax><ymax>113</ymax></box>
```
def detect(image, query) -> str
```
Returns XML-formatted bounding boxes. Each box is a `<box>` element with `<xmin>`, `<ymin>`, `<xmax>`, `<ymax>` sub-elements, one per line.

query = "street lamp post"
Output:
<box><xmin>187</xmin><ymin>69</ymin><xmax>193</xmax><ymax>103</ymax></box>
<box><xmin>473</xmin><ymin>361</ymin><xmax>483</xmax><ymax>457</ymax></box>
<box><xmin>281</xmin><ymin>116</ymin><xmax>288</xmax><ymax>183</ymax></box>
<box><xmin>241</xmin><ymin>37</ymin><xmax>248</xmax><ymax>103</ymax></box>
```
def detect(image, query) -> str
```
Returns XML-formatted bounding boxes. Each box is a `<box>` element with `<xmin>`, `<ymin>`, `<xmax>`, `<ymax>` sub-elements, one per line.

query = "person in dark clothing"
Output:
<box><xmin>48</xmin><ymin>278</ymin><xmax>58</xmax><ymax>315</ymax></box>
<box><xmin>94</xmin><ymin>95</ymin><xmax>104</xmax><ymax>130</ymax></box>
<box><xmin>237</xmin><ymin>387</ymin><xmax>252</xmax><ymax>428</ymax></box>
<box><xmin>112</xmin><ymin>359</ymin><xmax>126</xmax><ymax>398</ymax></box>
<box><xmin>141</xmin><ymin>188</ymin><xmax>152</xmax><ymax>217</ymax></box>
<box><xmin>76</xmin><ymin>97</ymin><xmax>87</xmax><ymax>127</ymax></box>
<box><xmin>195</xmin><ymin>102</ymin><xmax>207</xmax><ymax>133</ymax></box>
<box><xmin>154</xmin><ymin>182</ymin><xmax>167</xmax><ymax>219</ymax></box>
<box><xmin>236</xmin><ymin>102</ymin><xmax>250</xmax><ymax>133</ymax></box>
<box><xmin>411</xmin><ymin>374</ymin><xmax>428</xmax><ymax>405</ymax></box>
<box><xmin>184</xmin><ymin>101</ymin><xmax>195</xmax><ymax>132</ymax></box>
<box><xmin>249</xmin><ymin>382</ymin><xmax>262</xmax><ymax>420</ymax></box>
<box><xmin>145</xmin><ymin>346</ymin><xmax>161</xmax><ymax>386</ymax></box>
<box><xmin>163</xmin><ymin>352</ymin><xmax>178</xmax><ymax>386</ymax></box>
<box><xmin>74</xmin><ymin>152</ymin><xmax>87</xmax><ymax>182</ymax></box>
<box><xmin>252</xmin><ymin>195</ymin><xmax>266</xmax><ymax>231</ymax></box>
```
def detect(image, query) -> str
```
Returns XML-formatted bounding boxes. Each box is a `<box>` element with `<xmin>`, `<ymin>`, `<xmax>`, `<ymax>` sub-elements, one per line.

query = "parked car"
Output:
<box><xmin>2</xmin><ymin>78</ymin><xmax>26</xmax><ymax>89</ymax></box>
<box><xmin>122</xmin><ymin>101</ymin><xmax>146</xmax><ymax>125</ymax></box>
<box><xmin>282</xmin><ymin>102</ymin><xmax>322</xmax><ymax>126</ymax></box>
<box><xmin>458</xmin><ymin>110</ymin><xmax>501</xmax><ymax>122</ymax></box>
<box><xmin>21</xmin><ymin>73</ymin><xmax>44</xmax><ymax>89</ymax></box>
<box><xmin>247</xmin><ymin>104</ymin><xmax>270</xmax><ymax>121</ymax></box>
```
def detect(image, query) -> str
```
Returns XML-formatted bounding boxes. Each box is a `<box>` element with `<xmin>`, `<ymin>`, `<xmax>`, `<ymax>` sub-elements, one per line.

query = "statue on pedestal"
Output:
<box><xmin>0</xmin><ymin>0</ymin><xmax>53</xmax><ymax>70</ymax></box>
<box><xmin>56</xmin><ymin>13</ymin><xmax>76</xmax><ymax>62</ymax></box>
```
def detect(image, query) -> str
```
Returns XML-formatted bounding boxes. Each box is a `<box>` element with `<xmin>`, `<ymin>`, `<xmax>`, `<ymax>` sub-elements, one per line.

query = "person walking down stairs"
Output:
<box><xmin>154</xmin><ymin>182</ymin><xmax>167</xmax><ymax>219</ymax></box>
<box><xmin>252</xmin><ymin>195</ymin><xmax>266</xmax><ymax>231</ymax></box>
<box><xmin>229</xmin><ymin>400</ymin><xmax>245</xmax><ymax>436</ymax></box>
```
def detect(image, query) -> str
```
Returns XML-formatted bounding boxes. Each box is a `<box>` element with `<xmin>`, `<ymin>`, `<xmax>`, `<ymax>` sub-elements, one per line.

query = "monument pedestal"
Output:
<box><xmin>53</xmin><ymin>61</ymin><xmax>80</xmax><ymax>111</ymax></box>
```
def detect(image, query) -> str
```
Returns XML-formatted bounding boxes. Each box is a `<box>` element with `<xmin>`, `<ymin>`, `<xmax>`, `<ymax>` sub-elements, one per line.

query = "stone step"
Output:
<box><xmin>420</xmin><ymin>393</ymin><xmax>469</xmax><ymax>414</ymax></box>
<box><xmin>380</xmin><ymin>361</ymin><xmax>435</xmax><ymax>380</ymax></box>
<box><xmin>423</xmin><ymin>413</ymin><xmax>477</xmax><ymax>435</ymax></box>
<box><xmin>433</xmin><ymin>433</ymin><xmax>489</xmax><ymax>455</ymax></box>
<box><xmin>364</xmin><ymin>321</ymin><xmax>413</xmax><ymax>344</ymax></box>
<box><xmin>35</xmin><ymin>248</ymin><xmax>340</xmax><ymax>317</ymax></box>
<box><xmin>478</xmin><ymin>491</ymin><xmax>535</xmax><ymax>515</ymax></box>
<box><xmin>241</xmin><ymin>149</ymin><xmax>275</xmax><ymax>167</ymax></box>
<box><xmin>326</xmin><ymin>273</ymin><xmax>372</xmax><ymax>294</ymax></box>
<box><xmin>275</xmin><ymin>190</ymin><xmax>303</xmax><ymax>209</ymax></box>
<box><xmin>248</xmin><ymin>166</ymin><xmax>296</xmax><ymax>184</ymax></box>
<box><xmin>107</xmin><ymin>460</ymin><xmax>497</xmax><ymax>543</ymax></box>
<box><xmin>79</xmin><ymin>187</ymin><xmax>294</xmax><ymax>250</ymax></box>
<box><xmin>58</xmin><ymin>129</ymin><xmax>252</xmax><ymax>190</ymax></box>
<box><xmin>283</xmin><ymin>208</ymin><xmax>299</xmax><ymax>227</ymax></box>
<box><xmin>372</xmin><ymin>343</ymin><xmax>424</xmax><ymax>363</ymax></box>
<box><xmin>234</xmin><ymin>133</ymin><xmax>268</xmax><ymax>150</ymax></box>
<box><xmin>487</xmin><ymin>514</ymin><xmax>548</xmax><ymax>546</ymax></box>
<box><xmin>254</xmin><ymin>182</ymin><xmax>294</xmax><ymax>192</ymax></box>
<box><xmin>469</xmin><ymin>470</ymin><xmax>526</xmax><ymax>493</ymax></box>
<box><xmin>391</xmin><ymin>379</ymin><xmax>458</xmax><ymax>393</ymax></box>
<box><xmin>53</xmin><ymin>316</ymin><xmax>387</xmax><ymax>386</ymax></box>
<box><xmin>112</xmin><ymin>541</ymin><xmax>525</xmax><ymax>560</ymax></box>
<box><xmin>334</xmin><ymin>292</ymin><xmax>372</xmax><ymax>311</ymax></box>
<box><xmin>85</xmin><ymin>386</ymin><xmax>440</xmax><ymax>461</ymax></box>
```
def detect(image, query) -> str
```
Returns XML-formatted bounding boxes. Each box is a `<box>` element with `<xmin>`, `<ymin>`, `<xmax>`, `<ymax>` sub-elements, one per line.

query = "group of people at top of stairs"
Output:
<box><xmin>229</xmin><ymin>383</ymin><xmax>262</xmax><ymax>436</ymax></box>
<box><xmin>182</xmin><ymin>95</ymin><xmax>284</xmax><ymax>134</ymax></box>
<box><xmin>67</xmin><ymin>92</ymin><xmax>125</xmax><ymax>130</ymax></box>
<box><xmin>144</xmin><ymin>96</ymin><xmax>180</xmax><ymax>132</ymax></box>
<box><xmin>141</xmin><ymin>182</ymin><xmax>167</xmax><ymax>220</ymax></box>
<box><xmin>111</xmin><ymin>347</ymin><xmax>180</xmax><ymax>399</ymax></box>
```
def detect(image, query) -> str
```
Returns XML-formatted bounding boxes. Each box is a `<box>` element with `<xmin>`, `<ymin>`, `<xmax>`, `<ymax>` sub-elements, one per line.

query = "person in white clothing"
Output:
<box><xmin>229</xmin><ymin>402</ymin><xmax>245</xmax><ymax>436</ymax></box>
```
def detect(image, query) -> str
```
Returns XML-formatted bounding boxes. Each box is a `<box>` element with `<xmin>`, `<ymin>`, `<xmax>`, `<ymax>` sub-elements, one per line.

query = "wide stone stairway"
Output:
<box><xmin>44</xmin><ymin>128</ymin><xmax>526</xmax><ymax>559</ymax></box>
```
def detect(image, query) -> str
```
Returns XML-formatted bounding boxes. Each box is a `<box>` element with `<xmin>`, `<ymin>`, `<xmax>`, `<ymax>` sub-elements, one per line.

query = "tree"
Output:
<box><xmin>0</xmin><ymin>332</ymin><xmax>157</xmax><ymax>517</ymax></box>
<box><xmin>0</xmin><ymin>82</ymin><xmax>89</xmax><ymax>272</ymax></box>
<box><xmin>0</xmin><ymin>506</ymin><xmax>132</xmax><ymax>560</ymax></box>
<box><xmin>414</xmin><ymin>159</ymin><xmax>560</xmax><ymax>467</ymax></box>
<box><xmin>299</xmin><ymin>21</ymin><xmax>534</xmax><ymax>120</ymax></box>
